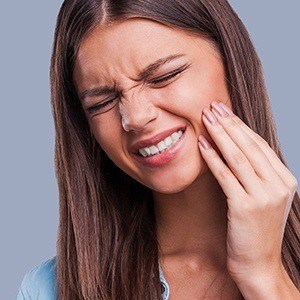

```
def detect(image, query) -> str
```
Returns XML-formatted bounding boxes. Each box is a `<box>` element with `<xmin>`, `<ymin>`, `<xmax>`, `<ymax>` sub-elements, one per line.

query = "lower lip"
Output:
<box><xmin>131</xmin><ymin>127</ymin><xmax>187</xmax><ymax>168</ymax></box>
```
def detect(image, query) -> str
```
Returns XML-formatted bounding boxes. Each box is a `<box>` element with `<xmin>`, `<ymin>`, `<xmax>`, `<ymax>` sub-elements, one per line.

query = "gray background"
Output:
<box><xmin>1</xmin><ymin>1</ymin><xmax>299</xmax><ymax>299</ymax></box>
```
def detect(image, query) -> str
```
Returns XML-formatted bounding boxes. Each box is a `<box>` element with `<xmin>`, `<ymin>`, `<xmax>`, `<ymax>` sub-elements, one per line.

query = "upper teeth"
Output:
<box><xmin>138</xmin><ymin>130</ymin><xmax>183</xmax><ymax>157</ymax></box>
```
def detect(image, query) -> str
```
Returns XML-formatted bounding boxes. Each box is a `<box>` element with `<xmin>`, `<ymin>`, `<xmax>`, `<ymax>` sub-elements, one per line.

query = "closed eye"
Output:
<box><xmin>86</xmin><ymin>63</ymin><xmax>191</xmax><ymax>114</ymax></box>
<box><xmin>86</xmin><ymin>98</ymin><xmax>117</xmax><ymax>113</ymax></box>
<box><xmin>150</xmin><ymin>70</ymin><xmax>183</xmax><ymax>84</ymax></box>
<box><xmin>149</xmin><ymin>63</ymin><xmax>191</xmax><ymax>86</ymax></box>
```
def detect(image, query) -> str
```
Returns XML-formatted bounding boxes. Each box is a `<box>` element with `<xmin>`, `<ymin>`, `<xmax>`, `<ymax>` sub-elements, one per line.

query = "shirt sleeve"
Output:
<box><xmin>15</xmin><ymin>257</ymin><xmax>57</xmax><ymax>300</ymax></box>
<box><xmin>16</xmin><ymin>272</ymin><xmax>32</xmax><ymax>300</ymax></box>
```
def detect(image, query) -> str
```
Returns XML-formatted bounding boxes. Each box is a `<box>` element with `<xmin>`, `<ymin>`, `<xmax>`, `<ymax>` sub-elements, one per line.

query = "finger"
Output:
<box><xmin>209</xmin><ymin>102</ymin><xmax>284</xmax><ymax>187</ymax></box>
<box><xmin>198</xmin><ymin>134</ymin><xmax>247</xmax><ymax>201</ymax></box>
<box><xmin>202</xmin><ymin>112</ymin><xmax>261</xmax><ymax>194</ymax></box>
<box><xmin>219</xmin><ymin>102</ymin><xmax>298</xmax><ymax>191</ymax></box>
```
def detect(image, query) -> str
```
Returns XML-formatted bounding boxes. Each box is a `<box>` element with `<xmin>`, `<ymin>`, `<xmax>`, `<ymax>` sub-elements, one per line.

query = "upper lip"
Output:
<box><xmin>130</xmin><ymin>125</ymin><xmax>187</xmax><ymax>154</ymax></box>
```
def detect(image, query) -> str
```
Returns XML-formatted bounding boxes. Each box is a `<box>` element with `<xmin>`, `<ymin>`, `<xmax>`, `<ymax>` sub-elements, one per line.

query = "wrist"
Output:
<box><xmin>234</xmin><ymin>265</ymin><xmax>300</xmax><ymax>299</ymax></box>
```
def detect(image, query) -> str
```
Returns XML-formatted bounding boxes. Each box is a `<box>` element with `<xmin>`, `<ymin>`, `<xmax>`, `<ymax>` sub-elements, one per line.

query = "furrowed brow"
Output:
<box><xmin>78</xmin><ymin>85</ymin><xmax>117</xmax><ymax>101</ymax></box>
<box><xmin>130</xmin><ymin>53</ymin><xmax>186</xmax><ymax>82</ymax></box>
<box><xmin>78</xmin><ymin>53</ymin><xmax>186</xmax><ymax>101</ymax></box>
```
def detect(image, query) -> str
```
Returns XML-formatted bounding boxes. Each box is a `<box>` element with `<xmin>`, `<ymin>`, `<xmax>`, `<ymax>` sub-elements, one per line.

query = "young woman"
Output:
<box><xmin>17</xmin><ymin>0</ymin><xmax>300</xmax><ymax>299</ymax></box>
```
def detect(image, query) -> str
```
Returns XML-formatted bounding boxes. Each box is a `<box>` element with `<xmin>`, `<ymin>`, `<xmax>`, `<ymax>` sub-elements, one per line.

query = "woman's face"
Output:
<box><xmin>73</xmin><ymin>18</ymin><xmax>231</xmax><ymax>193</ymax></box>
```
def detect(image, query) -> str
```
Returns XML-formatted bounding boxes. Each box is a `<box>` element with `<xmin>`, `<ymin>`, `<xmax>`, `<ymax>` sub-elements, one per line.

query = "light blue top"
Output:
<box><xmin>16</xmin><ymin>256</ymin><xmax>170</xmax><ymax>299</ymax></box>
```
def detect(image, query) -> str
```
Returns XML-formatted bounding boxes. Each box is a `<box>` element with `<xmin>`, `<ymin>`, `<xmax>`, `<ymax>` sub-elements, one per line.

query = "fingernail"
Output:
<box><xmin>203</xmin><ymin>107</ymin><xmax>219</xmax><ymax>125</ymax></box>
<box><xmin>211</xmin><ymin>101</ymin><xmax>229</xmax><ymax>117</ymax></box>
<box><xmin>219</xmin><ymin>102</ymin><xmax>234</xmax><ymax>116</ymax></box>
<box><xmin>198</xmin><ymin>135</ymin><xmax>212</xmax><ymax>150</ymax></box>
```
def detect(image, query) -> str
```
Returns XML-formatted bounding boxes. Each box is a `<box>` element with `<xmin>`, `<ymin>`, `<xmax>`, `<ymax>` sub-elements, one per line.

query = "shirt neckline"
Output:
<box><xmin>158</xmin><ymin>260</ymin><xmax>170</xmax><ymax>299</ymax></box>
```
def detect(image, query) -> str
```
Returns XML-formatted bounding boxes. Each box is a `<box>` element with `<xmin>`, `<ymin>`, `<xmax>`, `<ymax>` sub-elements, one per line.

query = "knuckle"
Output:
<box><xmin>257</xmin><ymin>134</ymin><xmax>269</xmax><ymax>147</ymax></box>
<box><xmin>218</xmin><ymin>167</ymin><xmax>232</xmax><ymax>180</ymax></box>
<box><xmin>277</xmin><ymin>187</ymin><xmax>291</xmax><ymax>200</ymax></box>
<box><xmin>260</xmin><ymin>200</ymin><xmax>274</xmax><ymax>210</ymax></box>
<box><xmin>251</xmin><ymin>130</ymin><xmax>268</xmax><ymax>145</ymax></box>
<box><xmin>255</xmin><ymin>193</ymin><xmax>276</xmax><ymax>210</ymax></box>
<box><xmin>290</xmin><ymin>176</ymin><xmax>298</xmax><ymax>191</ymax></box>
<box><xmin>260</xmin><ymin>199</ymin><xmax>283</xmax><ymax>212</ymax></box>
<box><xmin>226</xmin><ymin>118</ymin><xmax>238</xmax><ymax>130</ymax></box>
<box><xmin>233</xmin><ymin>116</ymin><xmax>243</xmax><ymax>126</ymax></box>
<box><xmin>207</xmin><ymin>149</ymin><xmax>219</xmax><ymax>160</ymax></box>
<box><xmin>244</xmin><ymin>198</ymin><xmax>265</xmax><ymax>212</ymax></box>
<box><xmin>231</xmin><ymin>151</ymin><xmax>248</xmax><ymax>165</ymax></box>
<box><xmin>248</xmin><ymin>140</ymin><xmax>260</xmax><ymax>152</ymax></box>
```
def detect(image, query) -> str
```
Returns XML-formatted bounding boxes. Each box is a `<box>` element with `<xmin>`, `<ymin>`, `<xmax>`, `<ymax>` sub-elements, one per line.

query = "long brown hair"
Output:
<box><xmin>50</xmin><ymin>0</ymin><xmax>300</xmax><ymax>298</ymax></box>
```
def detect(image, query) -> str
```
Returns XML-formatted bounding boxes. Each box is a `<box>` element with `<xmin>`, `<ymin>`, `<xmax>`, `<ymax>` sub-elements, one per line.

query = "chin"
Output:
<box><xmin>151</xmin><ymin>183</ymin><xmax>190</xmax><ymax>194</ymax></box>
<box><xmin>147</xmin><ymin>162</ymin><xmax>203</xmax><ymax>194</ymax></box>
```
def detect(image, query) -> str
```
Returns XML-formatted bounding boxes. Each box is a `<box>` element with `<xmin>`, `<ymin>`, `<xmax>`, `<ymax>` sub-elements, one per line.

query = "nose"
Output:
<box><xmin>119</xmin><ymin>93</ymin><xmax>159</xmax><ymax>132</ymax></box>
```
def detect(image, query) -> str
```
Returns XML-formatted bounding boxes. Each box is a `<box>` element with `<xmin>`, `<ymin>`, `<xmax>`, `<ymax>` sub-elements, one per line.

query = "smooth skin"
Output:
<box><xmin>199</xmin><ymin>103</ymin><xmax>299</xmax><ymax>299</ymax></box>
<box><xmin>73</xmin><ymin>18</ymin><xmax>299</xmax><ymax>299</ymax></box>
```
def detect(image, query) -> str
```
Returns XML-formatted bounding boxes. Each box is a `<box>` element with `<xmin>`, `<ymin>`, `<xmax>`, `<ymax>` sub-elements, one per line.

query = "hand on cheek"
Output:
<box><xmin>197</xmin><ymin>101</ymin><xmax>298</xmax><ymax>292</ymax></box>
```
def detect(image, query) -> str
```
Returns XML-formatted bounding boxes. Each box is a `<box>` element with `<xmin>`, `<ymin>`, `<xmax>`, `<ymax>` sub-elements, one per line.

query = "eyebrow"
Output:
<box><xmin>78</xmin><ymin>53</ymin><xmax>186</xmax><ymax>101</ymax></box>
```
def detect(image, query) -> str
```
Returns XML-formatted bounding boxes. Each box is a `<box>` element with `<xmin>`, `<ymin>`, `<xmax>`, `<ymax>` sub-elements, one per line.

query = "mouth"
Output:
<box><xmin>131</xmin><ymin>126</ymin><xmax>187</xmax><ymax>158</ymax></box>
<box><xmin>130</xmin><ymin>126</ymin><xmax>188</xmax><ymax>168</ymax></box>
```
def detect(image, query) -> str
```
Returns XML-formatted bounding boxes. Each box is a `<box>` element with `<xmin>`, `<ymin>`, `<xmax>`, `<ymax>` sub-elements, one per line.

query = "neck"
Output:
<box><xmin>153</xmin><ymin>170</ymin><xmax>228</xmax><ymax>271</ymax></box>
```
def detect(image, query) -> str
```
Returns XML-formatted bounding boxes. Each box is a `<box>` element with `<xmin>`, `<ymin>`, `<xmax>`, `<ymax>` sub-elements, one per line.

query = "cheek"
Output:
<box><xmin>154</xmin><ymin>67</ymin><xmax>230</xmax><ymax>138</ymax></box>
<box><xmin>157</xmin><ymin>70</ymin><xmax>226</xmax><ymax>122</ymax></box>
<box><xmin>89</xmin><ymin>117</ymin><xmax>122</xmax><ymax>155</ymax></box>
